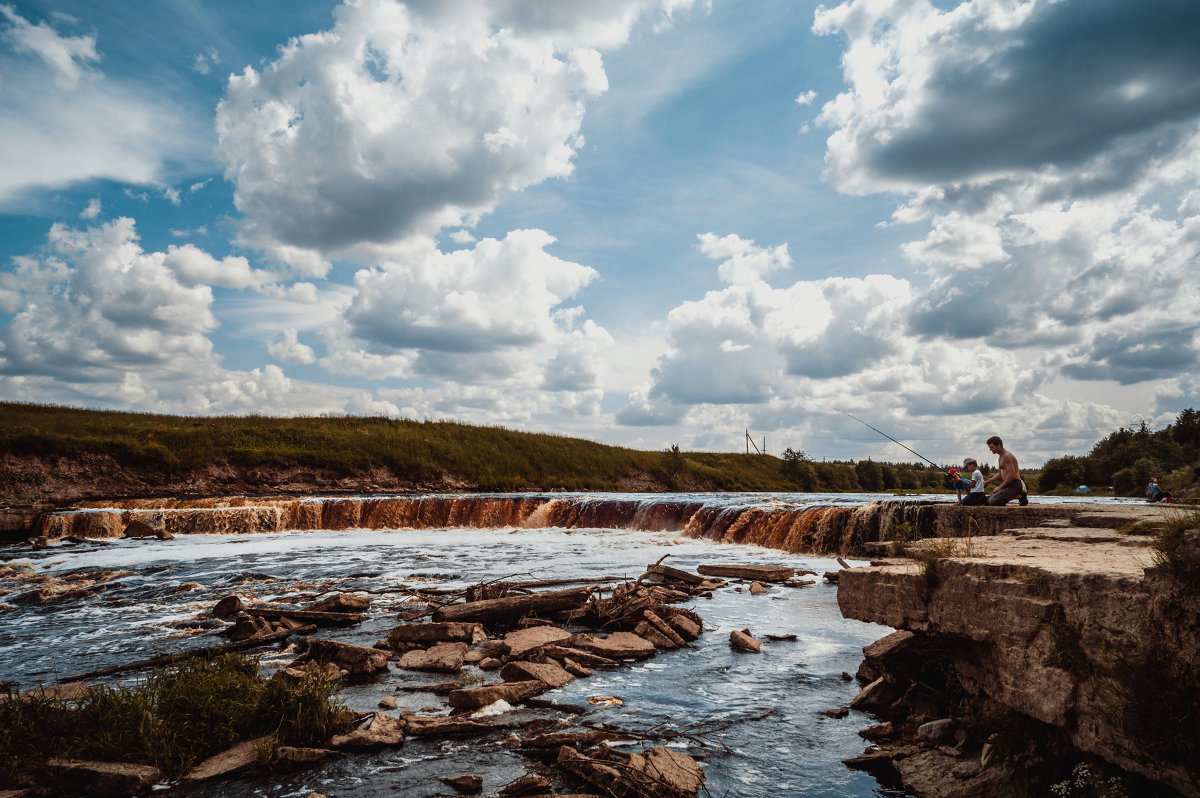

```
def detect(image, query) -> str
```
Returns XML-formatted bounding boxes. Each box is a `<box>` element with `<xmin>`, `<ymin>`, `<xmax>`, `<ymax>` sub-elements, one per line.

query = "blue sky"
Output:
<box><xmin>2</xmin><ymin>0</ymin><xmax>1199</xmax><ymax>467</ymax></box>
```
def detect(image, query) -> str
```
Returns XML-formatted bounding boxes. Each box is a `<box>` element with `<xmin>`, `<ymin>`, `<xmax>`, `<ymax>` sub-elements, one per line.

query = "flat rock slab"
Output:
<box><xmin>697</xmin><ymin>564</ymin><xmax>794</xmax><ymax>581</ymax></box>
<box><xmin>542</xmin><ymin>644</ymin><xmax>618</xmax><ymax>667</ymax></box>
<box><xmin>503</xmin><ymin>626</ymin><xmax>573</xmax><ymax>657</ymax></box>
<box><xmin>45</xmin><ymin>759</ymin><xmax>162</xmax><ymax>796</ymax></box>
<box><xmin>405</xmin><ymin>715</ymin><xmax>504</xmax><ymax>737</ymax></box>
<box><xmin>571</xmin><ymin>632</ymin><xmax>656</xmax><ymax>660</ymax></box>
<box><xmin>448</xmin><ymin>680</ymin><xmax>546</xmax><ymax>709</ymax></box>
<box><xmin>500</xmin><ymin>660</ymin><xmax>575</xmax><ymax>688</ymax></box>
<box><xmin>185</xmin><ymin>736</ymin><xmax>271</xmax><ymax>781</ymax></box>
<box><xmin>306</xmin><ymin>592</ymin><xmax>371</xmax><ymax>613</ymax></box>
<box><xmin>389</xmin><ymin>622</ymin><xmax>485</xmax><ymax>644</ymax></box>
<box><xmin>397</xmin><ymin>642</ymin><xmax>468</xmax><ymax>672</ymax></box>
<box><xmin>272</xmin><ymin>746</ymin><xmax>335</xmax><ymax>769</ymax></box>
<box><xmin>330</xmin><ymin>712</ymin><xmax>404</xmax><ymax>749</ymax></box>
<box><xmin>303</xmin><ymin>639</ymin><xmax>389</xmax><ymax>674</ymax></box>
<box><xmin>730</xmin><ymin>629</ymin><xmax>761</xmax><ymax>653</ymax></box>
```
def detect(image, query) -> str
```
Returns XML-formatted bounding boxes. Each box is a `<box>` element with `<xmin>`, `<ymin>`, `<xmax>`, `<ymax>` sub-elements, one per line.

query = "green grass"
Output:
<box><xmin>0</xmin><ymin>653</ymin><xmax>351</xmax><ymax>786</ymax></box>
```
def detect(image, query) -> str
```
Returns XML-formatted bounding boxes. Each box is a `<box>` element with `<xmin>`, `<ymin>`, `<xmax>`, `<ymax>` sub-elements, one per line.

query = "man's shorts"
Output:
<box><xmin>988</xmin><ymin>481</ymin><xmax>1026</xmax><ymax>506</ymax></box>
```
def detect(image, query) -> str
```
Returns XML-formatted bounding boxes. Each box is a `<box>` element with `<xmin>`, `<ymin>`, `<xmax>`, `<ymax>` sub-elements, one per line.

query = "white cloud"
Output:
<box><xmin>79</xmin><ymin>198</ymin><xmax>101</xmax><ymax>219</ymax></box>
<box><xmin>163</xmin><ymin>244</ymin><xmax>273</xmax><ymax>290</ymax></box>
<box><xmin>0</xmin><ymin>3</ymin><xmax>98</xmax><ymax>91</ymax></box>
<box><xmin>214</xmin><ymin>0</ymin><xmax>696</xmax><ymax>258</ymax></box>
<box><xmin>268</xmin><ymin>328</ymin><xmax>317</xmax><ymax>365</ymax></box>
<box><xmin>794</xmin><ymin>89</ymin><xmax>816</xmax><ymax>105</ymax></box>
<box><xmin>191</xmin><ymin>45</ymin><xmax>220</xmax><ymax>75</ymax></box>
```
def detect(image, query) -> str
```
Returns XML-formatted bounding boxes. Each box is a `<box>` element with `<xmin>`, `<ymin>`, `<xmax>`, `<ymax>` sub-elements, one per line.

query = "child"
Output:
<box><xmin>951</xmin><ymin>458</ymin><xmax>987</xmax><ymax>506</ymax></box>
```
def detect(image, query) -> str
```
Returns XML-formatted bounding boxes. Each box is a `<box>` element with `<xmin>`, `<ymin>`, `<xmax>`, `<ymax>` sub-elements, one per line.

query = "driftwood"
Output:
<box><xmin>641</xmin><ymin>564</ymin><xmax>706</xmax><ymax>586</ymax></box>
<box><xmin>59</xmin><ymin>626</ymin><xmax>313</xmax><ymax>682</ymax></box>
<box><xmin>431</xmin><ymin>586</ymin><xmax>595</xmax><ymax>624</ymax></box>
<box><xmin>242</xmin><ymin>607</ymin><xmax>366</xmax><ymax>625</ymax></box>
<box><xmin>696</xmin><ymin>564</ymin><xmax>794</xmax><ymax>582</ymax></box>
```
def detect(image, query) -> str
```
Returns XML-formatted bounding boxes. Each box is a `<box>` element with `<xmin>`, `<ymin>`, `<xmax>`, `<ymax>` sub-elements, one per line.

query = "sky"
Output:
<box><xmin>2</xmin><ymin>0</ymin><xmax>1199</xmax><ymax>467</ymax></box>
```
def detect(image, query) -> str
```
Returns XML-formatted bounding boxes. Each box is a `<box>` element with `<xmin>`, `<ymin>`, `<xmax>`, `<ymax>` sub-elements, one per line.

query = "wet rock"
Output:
<box><xmin>306</xmin><ymin>592</ymin><xmax>370</xmax><ymax>613</ymax></box>
<box><xmin>856</xmin><ymin>630</ymin><xmax>919</xmax><ymax>683</ymax></box>
<box><xmin>398</xmin><ymin>682</ymin><xmax>461</xmax><ymax>695</ymax></box>
<box><xmin>918</xmin><ymin>718</ymin><xmax>956</xmax><ymax>745</ymax></box>
<box><xmin>44</xmin><ymin>759</ymin><xmax>162</xmax><ymax>796</ymax></box>
<box><xmin>212</xmin><ymin>595</ymin><xmax>244</xmax><ymax>619</ymax></box>
<box><xmin>397</xmin><ymin>642</ymin><xmax>468</xmax><ymax>672</ymax></box>
<box><xmin>122</xmin><ymin>520</ymin><xmax>157</xmax><ymax>539</ymax></box>
<box><xmin>562</xmin><ymin>658</ymin><xmax>592</xmax><ymax>678</ymax></box>
<box><xmin>841</xmin><ymin>671</ymin><xmax>853</xmax><ymax>681</ymax></box>
<box><xmin>405</xmin><ymin>715</ymin><xmax>502</xmax><ymax>737</ymax></box>
<box><xmin>272</xmin><ymin>746</ymin><xmax>335</xmax><ymax>770</ymax></box>
<box><xmin>389</xmin><ymin>621</ymin><xmax>487</xmax><ymax>646</ymax></box>
<box><xmin>229</xmin><ymin>614</ymin><xmax>272</xmax><ymax>642</ymax></box>
<box><xmin>521</xmin><ymin>730</ymin><xmax>629</xmax><ymax>749</ymax></box>
<box><xmin>503</xmin><ymin>626</ymin><xmax>573</xmax><ymax>657</ymax></box>
<box><xmin>642</xmin><ymin>610</ymin><xmax>687</xmax><ymax>647</ymax></box>
<box><xmin>496</xmin><ymin>774</ymin><xmax>552</xmax><ymax>796</ymax></box>
<box><xmin>859</xmin><ymin>721</ymin><xmax>895</xmax><ymax>741</ymax></box>
<box><xmin>662</xmin><ymin>613</ymin><xmax>701</xmax><ymax>642</ymax></box>
<box><xmin>31</xmin><ymin>536</ymin><xmax>48</xmax><ymax>549</ymax></box>
<box><xmin>440</xmin><ymin>774</ymin><xmax>483</xmax><ymax>794</ymax></box>
<box><xmin>824</xmin><ymin>571</ymin><xmax>840</xmax><ymax>583</ymax></box>
<box><xmin>765</xmin><ymin>633</ymin><xmax>798</xmax><ymax>642</ymax></box>
<box><xmin>843</xmin><ymin>747</ymin><xmax>899</xmax><ymax>774</ymax></box>
<box><xmin>824</xmin><ymin>707</ymin><xmax>850</xmax><ymax>718</ymax></box>
<box><xmin>301</xmin><ymin>638</ymin><xmax>389</xmax><ymax>675</ymax></box>
<box><xmin>749</xmin><ymin>581</ymin><xmax>768</xmax><ymax>595</ymax></box>
<box><xmin>448</xmin><ymin>680</ymin><xmax>546</xmax><ymax>709</ymax></box>
<box><xmin>500</xmin><ymin>660</ymin><xmax>575</xmax><ymax>688</ymax></box>
<box><xmin>479</xmin><ymin>657</ymin><xmax>502</xmax><ymax>670</ymax></box>
<box><xmin>330</xmin><ymin>711</ymin><xmax>404</xmax><ymax>749</ymax></box>
<box><xmin>379</xmin><ymin>695</ymin><xmax>397</xmax><ymax>709</ymax></box>
<box><xmin>634</xmin><ymin>621</ymin><xmax>676</xmax><ymax>649</ymax></box>
<box><xmin>571</xmin><ymin>631</ymin><xmax>656</xmax><ymax>660</ymax></box>
<box><xmin>542</xmin><ymin>645</ymin><xmax>618</xmax><ymax>667</ymax></box>
<box><xmin>185</xmin><ymin>736</ymin><xmax>270</xmax><ymax>781</ymax></box>
<box><xmin>729</xmin><ymin>629</ymin><xmax>761</xmax><ymax>653</ymax></box>
<box><xmin>849</xmin><ymin>675</ymin><xmax>904</xmax><ymax>714</ymax></box>
<box><xmin>273</xmin><ymin>661</ymin><xmax>341</xmax><ymax>683</ymax></box>
<box><xmin>557</xmin><ymin>745</ymin><xmax>704</xmax><ymax>797</ymax></box>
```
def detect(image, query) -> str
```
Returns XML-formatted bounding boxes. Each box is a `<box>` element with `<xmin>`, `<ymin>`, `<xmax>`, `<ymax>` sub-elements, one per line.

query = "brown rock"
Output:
<box><xmin>503</xmin><ymin>626</ymin><xmax>573</xmax><ymax>657</ymax></box>
<box><xmin>379</xmin><ymin>695</ymin><xmax>397</xmax><ymax>709</ymax></box>
<box><xmin>479</xmin><ymin>657</ymin><xmax>502</xmax><ymax>670</ymax></box>
<box><xmin>542</xmin><ymin>644</ymin><xmax>618</xmax><ymax>667</ymax></box>
<box><xmin>122</xmin><ymin>520</ymin><xmax>158</xmax><ymax>539</ymax></box>
<box><xmin>643</xmin><ymin>610</ymin><xmax>687</xmax><ymax>647</ymax></box>
<box><xmin>440</xmin><ymin>774</ymin><xmax>483</xmax><ymax>794</ymax></box>
<box><xmin>556</xmin><ymin>745</ymin><xmax>704</xmax><ymax>797</ymax></box>
<box><xmin>500</xmin><ymin>660</ymin><xmax>575</xmax><ymax>688</ymax></box>
<box><xmin>396</xmin><ymin>642</ymin><xmax>468</xmax><ymax>672</ymax></box>
<box><xmin>330</xmin><ymin>712</ymin><xmax>404</xmax><ymax>749</ymax></box>
<box><xmin>562</xmin><ymin>658</ymin><xmax>592</xmax><ymax>678</ymax></box>
<box><xmin>497</xmin><ymin>774</ymin><xmax>552</xmax><ymax>796</ymax></box>
<box><xmin>229</xmin><ymin>614</ymin><xmax>272</xmax><ymax>642</ymax></box>
<box><xmin>272</xmin><ymin>746</ymin><xmax>335</xmax><ymax>770</ymax></box>
<box><xmin>850</xmin><ymin>676</ymin><xmax>904</xmax><ymax>713</ymax></box>
<box><xmin>571</xmin><ymin>631</ymin><xmax>656</xmax><ymax>660</ymax></box>
<box><xmin>302</xmin><ymin>638</ymin><xmax>389</xmax><ymax>675</ymax></box>
<box><xmin>212</xmin><ymin>594</ymin><xmax>244</xmax><ymax>619</ymax></box>
<box><xmin>388</xmin><ymin>621</ymin><xmax>485</xmax><ymax>645</ymax></box>
<box><xmin>447</xmin><ymin>680</ymin><xmax>546</xmax><ymax>709</ymax></box>
<box><xmin>44</xmin><ymin>759</ymin><xmax>162</xmax><ymax>796</ymax></box>
<box><xmin>306</xmin><ymin>592</ymin><xmax>370</xmax><ymax>613</ymax></box>
<box><xmin>404</xmin><ymin>715</ymin><xmax>502</xmax><ymax>737</ymax></box>
<box><xmin>895</xmin><ymin>747</ymin><xmax>1011</xmax><ymax>798</ymax></box>
<box><xmin>185</xmin><ymin>736</ymin><xmax>271</xmax><ymax>781</ymax></box>
<box><xmin>23</xmin><ymin>681</ymin><xmax>90</xmax><ymax>701</ymax></box>
<box><xmin>697</xmin><ymin>564</ymin><xmax>794</xmax><ymax>581</ymax></box>
<box><xmin>824</xmin><ymin>707</ymin><xmax>850</xmax><ymax>718</ymax></box>
<box><xmin>664</xmin><ymin>614</ymin><xmax>701</xmax><ymax>642</ymax></box>
<box><xmin>749</xmin><ymin>581</ymin><xmax>768</xmax><ymax>595</ymax></box>
<box><xmin>859</xmin><ymin>721</ymin><xmax>895</xmax><ymax>741</ymax></box>
<box><xmin>634</xmin><ymin>621</ymin><xmax>676</xmax><ymax>649</ymax></box>
<box><xmin>730</xmin><ymin>629</ymin><xmax>761</xmax><ymax>653</ymax></box>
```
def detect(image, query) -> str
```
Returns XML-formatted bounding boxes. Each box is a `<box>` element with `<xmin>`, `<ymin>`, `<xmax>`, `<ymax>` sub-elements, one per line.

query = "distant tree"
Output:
<box><xmin>1040</xmin><ymin>455</ymin><xmax>1089</xmax><ymax>492</ymax></box>
<box><xmin>780</xmin><ymin>447</ymin><xmax>807</xmax><ymax>479</ymax></box>
<box><xmin>855</xmin><ymin>458</ymin><xmax>884</xmax><ymax>491</ymax></box>
<box><xmin>663</xmin><ymin>444</ymin><xmax>684</xmax><ymax>476</ymax></box>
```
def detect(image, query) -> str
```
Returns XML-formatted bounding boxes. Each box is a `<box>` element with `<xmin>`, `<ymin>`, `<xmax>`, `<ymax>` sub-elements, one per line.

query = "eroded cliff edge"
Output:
<box><xmin>838</xmin><ymin>508</ymin><xmax>1200</xmax><ymax>797</ymax></box>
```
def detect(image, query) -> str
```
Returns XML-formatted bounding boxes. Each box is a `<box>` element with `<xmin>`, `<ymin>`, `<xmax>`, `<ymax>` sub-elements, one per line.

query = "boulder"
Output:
<box><xmin>447</xmin><ymin>680</ymin><xmax>546</xmax><ymax>709</ymax></box>
<box><xmin>571</xmin><ymin>632</ymin><xmax>656</xmax><ymax>660</ymax></box>
<box><xmin>330</xmin><ymin>712</ymin><xmax>404</xmax><ymax>749</ymax></box>
<box><xmin>556</xmin><ymin>745</ymin><xmax>704</xmax><ymax>797</ymax></box>
<box><xmin>859</xmin><ymin>721</ymin><xmax>895</xmax><ymax>741</ymax></box>
<box><xmin>122</xmin><ymin>521</ymin><xmax>157</xmax><ymax>539</ymax></box>
<box><xmin>917</xmin><ymin>718</ymin><xmax>956</xmax><ymax>745</ymax></box>
<box><xmin>440</xmin><ymin>774</ymin><xmax>483</xmax><ymax>794</ymax></box>
<box><xmin>396</xmin><ymin>642</ymin><xmax>468</xmax><ymax>673</ymax></box>
<box><xmin>44</xmin><ymin>759</ymin><xmax>162</xmax><ymax>796</ymax></box>
<box><xmin>185</xmin><ymin>736</ymin><xmax>271</xmax><ymax>781</ymax></box>
<box><xmin>306</xmin><ymin>592</ymin><xmax>370</xmax><ymax>613</ymax></box>
<box><xmin>500</xmin><ymin>660</ymin><xmax>575</xmax><ymax>688</ymax></box>
<box><xmin>302</xmin><ymin>639</ymin><xmax>389</xmax><ymax>675</ymax></box>
<box><xmin>730</xmin><ymin>629</ymin><xmax>761</xmax><ymax>653</ymax></box>
<box><xmin>856</xmin><ymin>630</ymin><xmax>919</xmax><ymax>683</ymax></box>
<box><xmin>379</xmin><ymin>695</ymin><xmax>397</xmax><ymax>709</ymax></box>
<box><xmin>388</xmin><ymin>621</ymin><xmax>485</xmax><ymax>645</ymax></box>
<box><xmin>503</xmin><ymin>626</ymin><xmax>573</xmax><ymax>657</ymax></box>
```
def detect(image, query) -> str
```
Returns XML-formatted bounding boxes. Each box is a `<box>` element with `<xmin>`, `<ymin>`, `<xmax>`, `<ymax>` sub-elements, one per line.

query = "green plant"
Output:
<box><xmin>889</xmin><ymin>520</ymin><xmax>919</xmax><ymax>556</ymax></box>
<box><xmin>1050</xmin><ymin>763</ymin><xmax>1129</xmax><ymax>798</ymax></box>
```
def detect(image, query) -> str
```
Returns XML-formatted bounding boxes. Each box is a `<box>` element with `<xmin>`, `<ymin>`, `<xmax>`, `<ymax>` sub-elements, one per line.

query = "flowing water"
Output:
<box><xmin>1</xmin><ymin>491</ymin><xmax>1139</xmax><ymax>796</ymax></box>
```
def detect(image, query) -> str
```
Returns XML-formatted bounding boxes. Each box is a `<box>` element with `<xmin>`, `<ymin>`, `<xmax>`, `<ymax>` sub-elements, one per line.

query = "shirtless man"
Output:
<box><xmin>984</xmin><ymin>435</ymin><xmax>1029</xmax><ymax>506</ymax></box>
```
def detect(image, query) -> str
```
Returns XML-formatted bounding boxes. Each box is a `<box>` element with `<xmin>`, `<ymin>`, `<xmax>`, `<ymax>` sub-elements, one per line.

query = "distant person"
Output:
<box><xmin>984</xmin><ymin>436</ymin><xmax>1028</xmax><ymax>506</ymax></box>
<box><xmin>951</xmin><ymin>458</ymin><xmax>987</xmax><ymax>506</ymax></box>
<box><xmin>1146</xmin><ymin>477</ymin><xmax>1174</xmax><ymax>503</ymax></box>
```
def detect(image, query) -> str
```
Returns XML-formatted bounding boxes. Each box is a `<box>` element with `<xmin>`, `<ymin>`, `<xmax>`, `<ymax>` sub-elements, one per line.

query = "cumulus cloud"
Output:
<box><xmin>214</xmin><ymin>0</ymin><xmax>696</xmax><ymax>258</ymax></box>
<box><xmin>268</xmin><ymin>328</ymin><xmax>317</xmax><ymax>365</ymax></box>
<box><xmin>0</xmin><ymin>6</ymin><xmax>205</xmax><ymax>206</ymax></box>
<box><xmin>163</xmin><ymin>244</ymin><xmax>273</xmax><ymax>290</ymax></box>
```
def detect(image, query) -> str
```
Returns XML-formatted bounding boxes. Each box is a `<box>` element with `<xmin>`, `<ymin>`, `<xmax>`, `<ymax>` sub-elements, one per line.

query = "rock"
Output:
<box><xmin>503</xmin><ymin>626</ymin><xmax>573</xmax><ymax>657</ymax></box>
<box><xmin>396</xmin><ymin>642</ymin><xmax>468</xmax><ymax>672</ymax></box>
<box><xmin>301</xmin><ymin>638</ymin><xmax>389</xmax><ymax>675</ymax></box>
<box><xmin>856</xmin><ymin>630</ymin><xmax>919</xmax><ymax>683</ymax></box>
<box><xmin>571</xmin><ymin>631</ymin><xmax>656</xmax><ymax>660</ymax></box>
<box><xmin>823</xmin><ymin>571</ymin><xmax>840</xmax><ymax>583</ymax></box>
<box><xmin>122</xmin><ymin>520</ymin><xmax>157</xmax><ymax>539</ymax></box>
<box><xmin>31</xmin><ymin>536</ymin><xmax>49</xmax><ymax>549</ymax></box>
<box><xmin>697</xmin><ymin>564</ymin><xmax>794</xmax><ymax>581</ymax></box>
<box><xmin>405</xmin><ymin>715</ymin><xmax>502</xmax><ymax>737</ymax></box>
<box><xmin>859</xmin><ymin>721</ymin><xmax>895</xmax><ymax>741</ymax></box>
<box><xmin>23</xmin><ymin>681</ymin><xmax>90</xmax><ymax>701</ymax></box>
<box><xmin>895</xmin><ymin>747</ymin><xmax>1011</xmax><ymax>798</ymax></box>
<box><xmin>629</xmin><ymin>747</ymin><xmax>705</xmax><ymax>796</ymax></box>
<box><xmin>229</xmin><ymin>614</ymin><xmax>272</xmax><ymax>642</ymax></box>
<box><xmin>917</xmin><ymin>718</ymin><xmax>956</xmax><ymax>745</ymax></box>
<box><xmin>44</xmin><ymin>759</ymin><xmax>162</xmax><ymax>796</ymax></box>
<box><xmin>562</xmin><ymin>657</ymin><xmax>592</xmax><ymax>678</ymax></box>
<box><xmin>662</xmin><ymin>613</ymin><xmax>701</xmax><ymax>642</ymax></box>
<box><xmin>729</xmin><ymin>629</ymin><xmax>761</xmax><ymax>653</ymax></box>
<box><xmin>849</xmin><ymin>676</ymin><xmax>904</xmax><ymax>713</ymax></box>
<box><xmin>749</xmin><ymin>581</ymin><xmax>768</xmax><ymax>595</ymax></box>
<box><xmin>330</xmin><ymin>711</ymin><xmax>404</xmax><ymax>749</ymax></box>
<box><xmin>642</xmin><ymin>610</ymin><xmax>687</xmax><ymax>647</ymax></box>
<box><xmin>479</xmin><ymin>657</ymin><xmax>502</xmax><ymax>670</ymax></box>
<box><xmin>379</xmin><ymin>695</ymin><xmax>397</xmax><ymax>709</ymax></box>
<box><xmin>272</xmin><ymin>746</ymin><xmax>335</xmax><ymax>770</ymax></box>
<box><xmin>388</xmin><ymin>621</ymin><xmax>485</xmax><ymax>645</ymax></box>
<box><xmin>521</xmin><ymin>730</ymin><xmax>628</xmax><ymax>749</ymax></box>
<box><xmin>824</xmin><ymin>707</ymin><xmax>850</xmax><ymax>718</ymax></box>
<box><xmin>440</xmin><ymin>774</ymin><xmax>483</xmax><ymax>794</ymax></box>
<box><xmin>496</xmin><ymin>774</ymin><xmax>552</xmax><ymax>796</ymax></box>
<box><xmin>556</xmin><ymin>745</ymin><xmax>704</xmax><ymax>797</ymax></box>
<box><xmin>979</xmin><ymin>742</ymin><xmax>996</xmax><ymax>769</ymax></box>
<box><xmin>542</xmin><ymin>644</ymin><xmax>618</xmax><ymax>667</ymax></box>
<box><xmin>448</xmin><ymin>680</ymin><xmax>546</xmax><ymax>709</ymax></box>
<box><xmin>185</xmin><ymin>736</ymin><xmax>271</xmax><ymax>781</ymax></box>
<box><xmin>306</xmin><ymin>592</ymin><xmax>370</xmax><ymax>613</ymax></box>
<box><xmin>842</xmin><ymin>748</ymin><xmax>898</xmax><ymax>774</ymax></box>
<box><xmin>273</xmin><ymin>661</ymin><xmax>341</xmax><ymax>683</ymax></box>
<box><xmin>635</xmin><ymin>621</ymin><xmax>676</xmax><ymax>649</ymax></box>
<box><xmin>841</xmin><ymin>671</ymin><xmax>853</xmax><ymax>681</ymax></box>
<box><xmin>500</xmin><ymin>660</ymin><xmax>575</xmax><ymax>688</ymax></box>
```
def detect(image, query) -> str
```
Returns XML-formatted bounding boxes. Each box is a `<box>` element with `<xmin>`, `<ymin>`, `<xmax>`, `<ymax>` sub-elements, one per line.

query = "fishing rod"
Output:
<box><xmin>835</xmin><ymin>409</ymin><xmax>945</xmax><ymax>470</ymax></box>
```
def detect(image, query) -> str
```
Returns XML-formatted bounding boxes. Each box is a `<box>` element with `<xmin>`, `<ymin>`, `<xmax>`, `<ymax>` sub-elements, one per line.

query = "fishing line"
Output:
<box><xmin>834</xmin><ymin>409</ymin><xmax>944</xmax><ymax>469</ymax></box>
